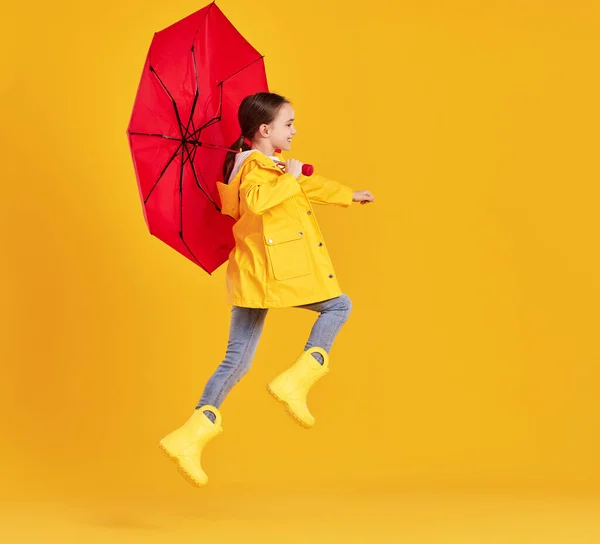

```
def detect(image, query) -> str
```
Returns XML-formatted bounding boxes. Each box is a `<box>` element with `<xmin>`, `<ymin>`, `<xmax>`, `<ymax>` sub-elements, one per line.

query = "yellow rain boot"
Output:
<box><xmin>158</xmin><ymin>405</ymin><xmax>223</xmax><ymax>487</ymax></box>
<box><xmin>267</xmin><ymin>347</ymin><xmax>329</xmax><ymax>428</ymax></box>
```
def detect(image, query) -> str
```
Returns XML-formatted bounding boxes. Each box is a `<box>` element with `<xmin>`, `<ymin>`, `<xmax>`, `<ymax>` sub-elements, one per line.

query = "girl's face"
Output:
<box><xmin>262</xmin><ymin>102</ymin><xmax>297</xmax><ymax>151</ymax></box>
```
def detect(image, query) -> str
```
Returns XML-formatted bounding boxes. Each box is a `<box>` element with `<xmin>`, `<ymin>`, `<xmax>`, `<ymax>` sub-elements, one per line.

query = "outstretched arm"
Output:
<box><xmin>298</xmin><ymin>173</ymin><xmax>354</xmax><ymax>207</ymax></box>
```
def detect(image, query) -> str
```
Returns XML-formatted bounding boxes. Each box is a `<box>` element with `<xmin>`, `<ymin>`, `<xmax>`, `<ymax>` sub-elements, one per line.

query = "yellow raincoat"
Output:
<box><xmin>216</xmin><ymin>151</ymin><xmax>354</xmax><ymax>308</ymax></box>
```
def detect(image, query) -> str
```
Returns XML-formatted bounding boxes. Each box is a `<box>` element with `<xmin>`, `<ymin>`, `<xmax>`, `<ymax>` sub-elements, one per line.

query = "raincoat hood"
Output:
<box><xmin>216</xmin><ymin>150</ymin><xmax>280</xmax><ymax>220</ymax></box>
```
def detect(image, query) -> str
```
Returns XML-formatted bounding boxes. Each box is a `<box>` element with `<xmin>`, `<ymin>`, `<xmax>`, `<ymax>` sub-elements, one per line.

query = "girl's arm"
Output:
<box><xmin>297</xmin><ymin>173</ymin><xmax>354</xmax><ymax>207</ymax></box>
<box><xmin>240</xmin><ymin>164</ymin><xmax>302</xmax><ymax>215</ymax></box>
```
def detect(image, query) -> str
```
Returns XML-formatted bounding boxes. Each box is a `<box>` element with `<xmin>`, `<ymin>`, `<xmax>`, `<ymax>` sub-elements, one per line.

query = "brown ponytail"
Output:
<box><xmin>222</xmin><ymin>92</ymin><xmax>290</xmax><ymax>184</ymax></box>
<box><xmin>222</xmin><ymin>134</ymin><xmax>250</xmax><ymax>183</ymax></box>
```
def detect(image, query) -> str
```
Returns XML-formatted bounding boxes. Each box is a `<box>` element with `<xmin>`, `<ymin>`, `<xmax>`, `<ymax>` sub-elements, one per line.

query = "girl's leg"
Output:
<box><xmin>196</xmin><ymin>305</ymin><xmax>268</xmax><ymax>419</ymax></box>
<box><xmin>158</xmin><ymin>306</ymin><xmax>267</xmax><ymax>487</ymax></box>
<box><xmin>266</xmin><ymin>294</ymin><xmax>352</xmax><ymax>428</ymax></box>
<box><xmin>295</xmin><ymin>293</ymin><xmax>353</xmax><ymax>363</ymax></box>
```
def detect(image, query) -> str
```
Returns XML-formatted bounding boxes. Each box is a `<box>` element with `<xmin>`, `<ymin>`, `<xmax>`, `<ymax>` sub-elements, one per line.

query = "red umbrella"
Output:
<box><xmin>126</xmin><ymin>2</ymin><xmax>268</xmax><ymax>274</ymax></box>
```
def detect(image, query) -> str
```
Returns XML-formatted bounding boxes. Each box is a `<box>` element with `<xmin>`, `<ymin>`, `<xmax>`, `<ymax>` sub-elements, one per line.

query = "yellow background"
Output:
<box><xmin>1</xmin><ymin>0</ymin><xmax>600</xmax><ymax>541</ymax></box>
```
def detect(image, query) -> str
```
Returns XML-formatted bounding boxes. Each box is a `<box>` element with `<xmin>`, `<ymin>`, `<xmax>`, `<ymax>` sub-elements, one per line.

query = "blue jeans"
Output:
<box><xmin>196</xmin><ymin>294</ymin><xmax>352</xmax><ymax>413</ymax></box>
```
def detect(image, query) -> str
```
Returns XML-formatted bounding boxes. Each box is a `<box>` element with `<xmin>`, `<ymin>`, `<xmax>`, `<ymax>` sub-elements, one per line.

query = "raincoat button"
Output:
<box><xmin>268</xmin><ymin>239</ymin><xmax>273</xmax><ymax>244</ymax></box>
<box><xmin>318</xmin><ymin>242</ymin><xmax>323</xmax><ymax>246</ymax></box>
<box><xmin>329</xmin><ymin>274</ymin><xmax>334</xmax><ymax>278</ymax></box>
<box><xmin>307</xmin><ymin>210</ymin><xmax>312</xmax><ymax>215</ymax></box>
<box><xmin>299</xmin><ymin>232</ymin><xmax>303</xmax><ymax>236</ymax></box>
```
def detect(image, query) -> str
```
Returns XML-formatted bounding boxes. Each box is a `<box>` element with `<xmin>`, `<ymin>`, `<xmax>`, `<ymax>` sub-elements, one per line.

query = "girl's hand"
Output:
<box><xmin>353</xmin><ymin>190</ymin><xmax>375</xmax><ymax>205</ymax></box>
<box><xmin>285</xmin><ymin>159</ymin><xmax>303</xmax><ymax>179</ymax></box>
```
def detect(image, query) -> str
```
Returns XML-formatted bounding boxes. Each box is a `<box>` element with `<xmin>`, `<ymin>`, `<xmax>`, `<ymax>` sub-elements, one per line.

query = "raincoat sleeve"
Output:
<box><xmin>298</xmin><ymin>173</ymin><xmax>354</xmax><ymax>207</ymax></box>
<box><xmin>239</xmin><ymin>165</ymin><xmax>302</xmax><ymax>215</ymax></box>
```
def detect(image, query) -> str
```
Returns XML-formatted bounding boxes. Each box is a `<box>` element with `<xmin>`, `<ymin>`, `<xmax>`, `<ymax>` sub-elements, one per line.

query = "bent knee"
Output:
<box><xmin>338</xmin><ymin>293</ymin><xmax>353</xmax><ymax>320</ymax></box>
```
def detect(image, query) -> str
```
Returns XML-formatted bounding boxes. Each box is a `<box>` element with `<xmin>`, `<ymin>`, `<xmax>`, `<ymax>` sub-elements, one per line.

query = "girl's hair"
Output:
<box><xmin>222</xmin><ymin>92</ymin><xmax>289</xmax><ymax>183</ymax></box>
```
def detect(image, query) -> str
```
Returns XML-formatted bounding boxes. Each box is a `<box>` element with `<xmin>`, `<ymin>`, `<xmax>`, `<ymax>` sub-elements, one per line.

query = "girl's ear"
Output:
<box><xmin>258</xmin><ymin>123</ymin><xmax>270</xmax><ymax>138</ymax></box>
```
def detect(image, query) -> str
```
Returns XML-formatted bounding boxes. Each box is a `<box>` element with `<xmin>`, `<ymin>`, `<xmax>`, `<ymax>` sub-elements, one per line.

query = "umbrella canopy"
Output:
<box><xmin>127</xmin><ymin>2</ymin><xmax>268</xmax><ymax>273</ymax></box>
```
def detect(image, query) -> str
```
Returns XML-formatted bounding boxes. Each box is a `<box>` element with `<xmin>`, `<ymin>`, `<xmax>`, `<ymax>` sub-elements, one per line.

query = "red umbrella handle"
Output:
<box><xmin>302</xmin><ymin>164</ymin><xmax>314</xmax><ymax>176</ymax></box>
<box><xmin>273</xmin><ymin>162</ymin><xmax>314</xmax><ymax>177</ymax></box>
<box><xmin>273</xmin><ymin>149</ymin><xmax>314</xmax><ymax>177</ymax></box>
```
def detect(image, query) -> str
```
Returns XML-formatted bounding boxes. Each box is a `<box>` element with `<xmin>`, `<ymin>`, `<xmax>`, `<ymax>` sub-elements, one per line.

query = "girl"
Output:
<box><xmin>159</xmin><ymin>92</ymin><xmax>375</xmax><ymax>487</ymax></box>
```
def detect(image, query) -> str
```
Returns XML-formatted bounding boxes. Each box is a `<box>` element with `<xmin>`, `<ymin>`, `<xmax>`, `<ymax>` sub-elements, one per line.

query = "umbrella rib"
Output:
<box><xmin>194</xmin><ymin>116</ymin><xmax>220</xmax><ymax>136</ymax></box>
<box><xmin>191</xmin><ymin>1</ymin><xmax>216</xmax><ymax>48</ymax></box>
<box><xmin>178</xmin><ymin>146</ymin><xmax>212</xmax><ymax>275</ymax></box>
<box><xmin>190</xmin><ymin>82</ymin><xmax>223</xmax><ymax>139</ymax></box>
<box><xmin>183</xmin><ymin>1</ymin><xmax>217</xmax><ymax>140</ymax></box>
<box><xmin>190</xmin><ymin>146</ymin><xmax>220</xmax><ymax>211</ymax></box>
<box><xmin>143</xmin><ymin>142</ymin><xmax>183</xmax><ymax>204</ymax></box>
<box><xmin>189</xmin><ymin>55</ymin><xmax>263</xmax><ymax>141</ymax></box>
<box><xmin>220</xmin><ymin>55</ymin><xmax>265</xmax><ymax>85</ymax></box>
<box><xmin>181</xmin><ymin>140</ymin><xmax>221</xmax><ymax>212</ymax></box>
<box><xmin>178</xmin><ymin>148</ymin><xmax>185</xmax><ymax>236</ymax></box>
<box><xmin>129</xmin><ymin>131</ymin><xmax>179</xmax><ymax>141</ymax></box>
<box><xmin>184</xmin><ymin>45</ymin><xmax>200</xmax><ymax>138</ymax></box>
<box><xmin>181</xmin><ymin>238</ymin><xmax>211</xmax><ymax>274</ymax></box>
<box><xmin>150</xmin><ymin>66</ymin><xmax>186</xmax><ymax>142</ymax></box>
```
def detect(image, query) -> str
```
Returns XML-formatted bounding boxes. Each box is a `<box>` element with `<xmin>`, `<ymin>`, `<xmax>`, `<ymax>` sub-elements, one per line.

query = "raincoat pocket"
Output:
<box><xmin>264</xmin><ymin>226</ymin><xmax>311</xmax><ymax>281</ymax></box>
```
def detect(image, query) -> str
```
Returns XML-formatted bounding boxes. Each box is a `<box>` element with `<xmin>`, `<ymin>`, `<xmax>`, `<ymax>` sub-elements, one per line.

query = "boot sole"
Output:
<box><xmin>158</xmin><ymin>441</ymin><xmax>207</xmax><ymax>488</ymax></box>
<box><xmin>267</xmin><ymin>384</ymin><xmax>313</xmax><ymax>429</ymax></box>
